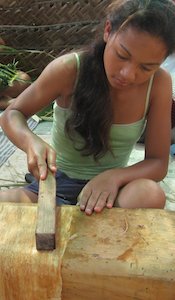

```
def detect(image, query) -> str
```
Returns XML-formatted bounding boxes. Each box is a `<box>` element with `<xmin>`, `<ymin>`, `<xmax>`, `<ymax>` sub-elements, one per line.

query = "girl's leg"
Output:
<box><xmin>114</xmin><ymin>178</ymin><xmax>165</xmax><ymax>209</ymax></box>
<box><xmin>0</xmin><ymin>188</ymin><xmax>38</xmax><ymax>203</ymax></box>
<box><xmin>0</xmin><ymin>168</ymin><xmax>83</xmax><ymax>204</ymax></box>
<box><xmin>0</xmin><ymin>170</ymin><xmax>87</xmax><ymax>206</ymax></box>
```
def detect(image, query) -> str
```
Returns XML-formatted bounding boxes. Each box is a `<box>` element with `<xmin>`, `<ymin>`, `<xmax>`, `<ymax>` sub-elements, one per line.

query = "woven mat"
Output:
<box><xmin>0</xmin><ymin>111</ymin><xmax>39</xmax><ymax>168</ymax></box>
<box><xmin>0</xmin><ymin>0</ymin><xmax>112</xmax><ymax>77</ymax></box>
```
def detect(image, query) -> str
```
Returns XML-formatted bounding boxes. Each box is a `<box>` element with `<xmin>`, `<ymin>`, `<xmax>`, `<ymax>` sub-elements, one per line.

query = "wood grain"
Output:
<box><xmin>0</xmin><ymin>203</ymin><xmax>73</xmax><ymax>300</ymax></box>
<box><xmin>61</xmin><ymin>207</ymin><xmax>175</xmax><ymax>300</ymax></box>
<box><xmin>36</xmin><ymin>168</ymin><xmax>56</xmax><ymax>250</ymax></box>
<box><xmin>0</xmin><ymin>204</ymin><xmax>175</xmax><ymax>299</ymax></box>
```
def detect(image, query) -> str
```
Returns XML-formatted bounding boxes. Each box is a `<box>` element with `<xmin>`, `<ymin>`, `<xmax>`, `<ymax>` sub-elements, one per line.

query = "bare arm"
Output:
<box><xmin>0</xmin><ymin>53</ymin><xmax>77</xmax><ymax>180</ymax></box>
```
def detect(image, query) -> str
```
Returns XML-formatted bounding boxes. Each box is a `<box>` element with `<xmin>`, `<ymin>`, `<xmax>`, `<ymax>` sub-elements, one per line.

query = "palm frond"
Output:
<box><xmin>0</xmin><ymin>46</ymin><xmax>56</xmax><ymax>90</ymax></box>
<box><xmin>0</xmin><ymin>62</ymin><xmax>32</xmax><ymax>91</ymax></box>
<box><xmin>0</xmin><ymin>45</ymin><xmax>55</xmax><ymax>60</ymax></box>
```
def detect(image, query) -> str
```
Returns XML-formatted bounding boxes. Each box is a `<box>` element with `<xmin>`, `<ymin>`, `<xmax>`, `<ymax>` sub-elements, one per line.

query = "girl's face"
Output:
<box><xmin>103</xmin><ymin>22</ymin><xmax>167</xmax><ymax>89</ymax></box>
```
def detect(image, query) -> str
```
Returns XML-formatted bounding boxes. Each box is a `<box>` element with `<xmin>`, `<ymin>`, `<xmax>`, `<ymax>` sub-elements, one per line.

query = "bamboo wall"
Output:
<box><xmin>0</xmin><ymin>0</ymin><xmax>112</xmax><ymax>77</ymax></box>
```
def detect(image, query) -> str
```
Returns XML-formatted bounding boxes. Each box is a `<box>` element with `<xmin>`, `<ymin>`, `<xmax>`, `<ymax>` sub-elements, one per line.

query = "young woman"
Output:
<box><xmin>1</xmin><ymin>0</ymin><xmax>175</xmax><ymax>215</ymax></box>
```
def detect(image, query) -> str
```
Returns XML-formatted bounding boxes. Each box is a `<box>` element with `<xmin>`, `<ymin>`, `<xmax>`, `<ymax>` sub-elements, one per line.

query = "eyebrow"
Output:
<box><xmin>120</xmin><ymin>44</ymin><xmax>160</xmax><ymax>66</ymax></box>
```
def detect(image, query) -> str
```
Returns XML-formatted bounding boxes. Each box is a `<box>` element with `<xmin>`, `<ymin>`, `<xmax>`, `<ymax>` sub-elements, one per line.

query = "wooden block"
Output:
<box><xmin>35</xmin><ymin>168</ymin><xmax>56</xmax><ymax>250</ymax></box>
<box><xmin>61</xmin><ymin>207</ymin><xmax>175</xmax><ymax>300</ymax></box>
<box><xmin>1</xmin><ymin>203</ymin><xmax>175</xmax><ymax>299</ymax></box>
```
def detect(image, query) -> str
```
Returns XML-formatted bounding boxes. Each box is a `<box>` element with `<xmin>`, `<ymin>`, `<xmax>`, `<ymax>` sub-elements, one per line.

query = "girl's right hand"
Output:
<box><xmin>26</xmin><ymin>134</ymin><xmax>57</xmax><ymax>181</ymax></box>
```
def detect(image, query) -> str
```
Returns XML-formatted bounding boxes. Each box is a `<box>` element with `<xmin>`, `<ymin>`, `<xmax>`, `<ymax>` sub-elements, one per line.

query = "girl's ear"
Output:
<box><xmin>103</xmin><ymin>20</ymin><xmax>112</xmax><ymax>42</ymax></box>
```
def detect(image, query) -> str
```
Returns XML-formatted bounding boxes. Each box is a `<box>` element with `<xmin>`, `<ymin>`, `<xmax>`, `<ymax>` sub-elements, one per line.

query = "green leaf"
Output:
<box><xmin>0</xmin><ymin>45</ymin><xmax>56</xmax><ymax>59</ymax></box>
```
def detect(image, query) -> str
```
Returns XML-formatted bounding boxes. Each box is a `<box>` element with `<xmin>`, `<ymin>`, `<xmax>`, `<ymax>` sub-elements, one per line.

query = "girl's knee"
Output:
<box><xmin>117</xmin><ymin>178</ymin><xmax>166</xmax><ymax>209</ymax></box>
<box><xmin>145</xmin><ymin>180</ymin><xmax>166</xmax><ymax>208</ymax></box>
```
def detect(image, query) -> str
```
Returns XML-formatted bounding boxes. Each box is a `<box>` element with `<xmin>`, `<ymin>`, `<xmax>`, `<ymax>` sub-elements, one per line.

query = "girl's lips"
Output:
<box><xmin>114</xmin><ymin>77</ymin><xmax>130</xmax><ymax>87</ymax></box>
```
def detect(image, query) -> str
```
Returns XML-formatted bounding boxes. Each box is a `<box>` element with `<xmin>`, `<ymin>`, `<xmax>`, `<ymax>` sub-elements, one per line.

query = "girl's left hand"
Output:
<box><xmin>78</xmin><ymin>170</ymin><xmax>119</xmax><ymax>215</ymax></box>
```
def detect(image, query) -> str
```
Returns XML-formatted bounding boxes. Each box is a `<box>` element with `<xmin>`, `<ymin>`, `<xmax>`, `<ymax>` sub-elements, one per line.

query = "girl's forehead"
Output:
<box><xmin>115</xmin><ymin>27</ymin><xmax>161</xmax><ymax>44</ymax></box>
<box><xmin>112</xmin><ymin>27</ymin><xmax>167</xmax><ymax>62</ymax></box>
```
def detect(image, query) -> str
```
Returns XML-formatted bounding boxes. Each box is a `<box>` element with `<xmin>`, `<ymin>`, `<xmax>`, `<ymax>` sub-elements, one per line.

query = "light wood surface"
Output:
<box><xmin>61</xmin><ymin>207</ymin><xmax>175</xmax><ymax>300</ymax></box>
<box><xmin>36</xmin><ymin>168</ymin><xmax>56</xmax><ymax>250</ymax></box>
<box><xmin>0</xmin><ymin>203</ymin><xmax>72</xmax><ymax>300</ymax></box>
<box><xmin>0</xmin><ymin>204</ymin><xmax>175</xmax><ymax>299</ymax></box>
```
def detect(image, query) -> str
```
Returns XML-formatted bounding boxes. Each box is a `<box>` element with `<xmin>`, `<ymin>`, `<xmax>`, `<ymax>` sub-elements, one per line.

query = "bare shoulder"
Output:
<box><xmin>151</xmin><ymin>66</ymin><xmax>172</xmax><ymax>100</ymax></box>
<box><xmin>47</xmin><ymin>52</ymin><xmax>79</xmax><ymax>80</ymax></box>
<box><xmin>145</xmin><ymin>66</ymin><xmax>172</xmax><ymax>165</ymax></box>
<box><xmin>148</xmin><ymin>66</ymin><xmax>172</xmax><ymax>117</ymax></box>
<box><xmin>33</xmin><ymin>51</ymin><xmax>81</xmax><ymax>101</ymax></box>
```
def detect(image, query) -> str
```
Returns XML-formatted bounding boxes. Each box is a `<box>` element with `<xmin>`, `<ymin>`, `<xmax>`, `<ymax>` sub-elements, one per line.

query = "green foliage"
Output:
<box><xmin>6</xmin><ymin>60</ymin><xmax>19</xmax><ymax>70</ymax></box>
<box><xmin>0</xmin><ymin>61</ymin><xmax>33</xmax><ymax>91</ymax></box>
<box><xmin>0</xmin><ymin>45</ymin><xmax>55</xmax><ymax>91</ymax></box>
<box><xmin>0</xmin><ymin>46</ymin><xmax>54</xmax><ymax>116</ymax></box>
<box><xmin>0</xmin><ymin>45</ymin><xmax>55</xmax><ymax>60</ymax></box>
<box><xmin>0</xmin><ymin>62</ymin><xmax>19</xmax><ymax>91</ymax></box>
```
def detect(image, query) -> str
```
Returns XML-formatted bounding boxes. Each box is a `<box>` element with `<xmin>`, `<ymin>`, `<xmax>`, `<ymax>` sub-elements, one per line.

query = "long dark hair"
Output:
<box><xmin>65</xmin><ymin>40</ymin><xmax>113</xmax><ymax>160</ymax></box>
<box><xmin>65</xmin><ymin>0</ymin><xmax>175</xmax><ymax>160</ymax></box>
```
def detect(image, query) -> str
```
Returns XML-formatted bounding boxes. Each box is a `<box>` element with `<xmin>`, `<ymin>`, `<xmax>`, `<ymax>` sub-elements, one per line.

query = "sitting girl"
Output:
<box><xmin>1</xmin><ymin>0</ymin><xmax>175</xmax><ymax>215</ymax></box>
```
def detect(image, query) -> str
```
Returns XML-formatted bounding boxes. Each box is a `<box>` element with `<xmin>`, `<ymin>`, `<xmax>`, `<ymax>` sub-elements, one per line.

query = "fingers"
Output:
<box><xmin>46</xmin><ymin>148</ymin><xmax>57</xmax><ymax>175</ymax></box>
<box><xmin>39</xmin><ymin>147</ymin><xmax>57</xmax><ymax>180</ymax></box>
<box><xmin>106</xmin><ymin>194</ymin><xmax>116</xmax><ymax>209</ymax></box>
<box><xmin>79</xmin><ymin>188</ymin><xmax>116</xmax><ymax>216</ymax></box>
<box><xmin>28</xmin><ymin>155</ymin><xmax>47</xmax><ymax>181</ymax></box>
<box><xmin>79</xmin><ymin>188</ymin><xmax>92</xmax><ymax>214</ymax></box>
<box><xmin>38</xmin><ymin>158</ymin><xmax>48</xmax><ymax>180</ymax></box>
<box><xmin>93</xmin><ymin>192</ymin><xmax>110</xmax><ymax>213</ymax></box>
<box><xmin>27</xmin><ymin>141</ymin><xmax>57</xmax><ymax>181</ymax></box>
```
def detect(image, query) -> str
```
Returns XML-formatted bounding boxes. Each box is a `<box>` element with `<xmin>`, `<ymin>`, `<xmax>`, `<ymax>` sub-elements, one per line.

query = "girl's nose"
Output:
<box><xmin>120</xmin><ymin>63</ymin><xmax>136</xmax><ymax>83</ymax></box>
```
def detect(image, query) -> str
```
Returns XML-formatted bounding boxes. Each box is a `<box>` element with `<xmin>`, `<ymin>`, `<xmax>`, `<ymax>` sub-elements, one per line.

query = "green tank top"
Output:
<box><xmin>51</xmin><ymin>54</ymin><xmax>153</xmax><ymax>180</ymax></box>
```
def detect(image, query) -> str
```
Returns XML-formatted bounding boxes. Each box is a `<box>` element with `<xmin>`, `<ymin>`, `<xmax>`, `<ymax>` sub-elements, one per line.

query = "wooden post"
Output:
<box><xmin>35</xmin><ymin>168</ymin><xmax>56</xmax><ymax>250</ymax></box>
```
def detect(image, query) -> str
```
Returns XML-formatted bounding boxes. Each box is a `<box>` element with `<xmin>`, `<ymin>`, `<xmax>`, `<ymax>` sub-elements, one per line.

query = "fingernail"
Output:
<box><xmin>107</xmin><ymin>203</ymin><xmax>112</xmax><ymax>208</ymax></box>
<box><xmin>51</xmin><ymin>166</ymin><xmax>57</xmax><ymax>170</ymax></box>
<box><xmin>85</xmin><ymin>209</ymin><xmax>92</xmax><ymax>215</ymax></box>
<box><xmin>94</xmin><ymin>207</ymin><xmax>100</xmax><ymax>212</ymax></box>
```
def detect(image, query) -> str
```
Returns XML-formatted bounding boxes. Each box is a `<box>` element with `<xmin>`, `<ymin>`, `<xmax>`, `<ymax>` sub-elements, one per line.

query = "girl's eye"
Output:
<box><xmin>117</xmin><ymin>52</ymin><xmax>127</xmax><ymax>60</ymax></box>
<box><xmin>142</xmin><ymin>66</ymin><xmax>151</xmax><ymax>72</ymax></box>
